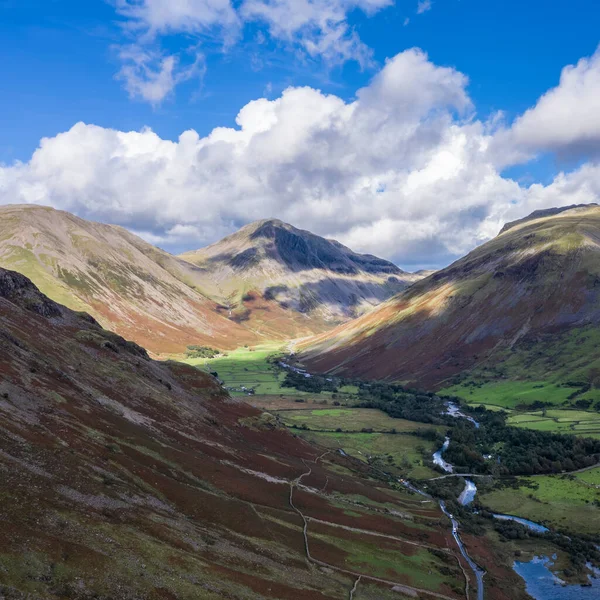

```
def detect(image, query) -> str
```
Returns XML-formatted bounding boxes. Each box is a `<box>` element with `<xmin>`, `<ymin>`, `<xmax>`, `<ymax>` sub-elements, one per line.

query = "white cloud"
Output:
<box><xmin>110</xmin><ymin>0</ymin><xmax>396</xmax><ymax>103</ymax></box>
<box><xmin>240</xmin><ymin>0</ymin><xmax>393</xmax><ymax>66</ymax></box>
<box><xmin>115</xmin><ymin>0</ymin><xmax>240</xmax><ymax>36</ymax></box>
<box><xmin>113</xmin><ymin>0</ymin><xmax>240</xmax><ymax>104</ymax></box>
<box><xmin>416</xmin><ymin>0</ymin><xmax>431</xmax><ymax>14</ymax></box>
<box><xmin>492</xmin><ymin>46</ymin><xmax>600</xmax><ymax>165</ymax></box>
<box><xmin>2</xmin><ymin>48</ymin><xmax>600</xmax><ymax>268</ymax></box>
<box><xmin>116</xmin><ymin>45</ymin><xmax>205</xmax><ymax>104</ymax></box>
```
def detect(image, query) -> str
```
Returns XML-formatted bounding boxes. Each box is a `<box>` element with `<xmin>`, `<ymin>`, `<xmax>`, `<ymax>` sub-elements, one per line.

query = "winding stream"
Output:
<box><xmin>433</xmin><ymin>437</ymin><xmax>453</xmax><ymax>473</ymax></box>
<box><xmin>491</xmin><ymin>514</ymin><xmax>549</xmax><ymax>533</ymax></box>
<box><xmin>458</xmin><ymin>479</ymin><xmax>478</xmax><ymax>506</ymax></box>
<box><xmin>439</xmin><ymin>500</ymin><xmax>485</xmax><ymax>600</ymax></box>
<box><xmin>433</xmin><ymin>406</ymin><xmax>600</xmax><ymax>599</ymax></box>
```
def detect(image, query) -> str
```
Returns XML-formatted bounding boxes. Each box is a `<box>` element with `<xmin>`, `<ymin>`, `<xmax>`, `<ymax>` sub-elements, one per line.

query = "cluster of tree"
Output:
<box><xmin>353</xmin><ymin>384</ymin><xmax>600</xmax><ymax>476</ymax></box>
<box><xmin>355</xmin><ymin>382</ymin><xmax>452</xmax><ymax>425</ymax></box>
<box><xmin>444</xmin><ymin>411</ymin><xmax>600</xmax><ymax>475</ymax></box>
<box><xmin>185</xmin><ymin>346</ymin><xmax>221</xmax><ymax>359</ymax></box>
<box><xmin>281</xmin><ymin>371</ymin><xmax>338</xmax><ymax>393</ymax></box>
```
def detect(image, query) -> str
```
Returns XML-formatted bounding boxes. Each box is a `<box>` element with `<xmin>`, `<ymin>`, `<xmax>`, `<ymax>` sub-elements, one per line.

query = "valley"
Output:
<box><xmin>3</xmin><ymin>204</ymin><xmax>600</xmax><ymax>599</ymax></box>
<box><xmin>186</xmin><ymin>342</ymin><xmax>600</xmax><ymax>598</ymax></box>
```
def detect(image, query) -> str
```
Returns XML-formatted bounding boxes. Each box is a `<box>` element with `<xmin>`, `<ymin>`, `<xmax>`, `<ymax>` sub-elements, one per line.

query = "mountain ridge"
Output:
<box><xmin>180</xmin><ymin>217</ymin><xmax>423</xmax><ymax>324</ymax></box>
<box><xmin>0</xmin><ymin>204</ymin><xmax>258</xmax><ymax>353</ymax></box>
<box><xmin>0</xmin><ymin>205</ymin><xmax>418</xmax><ymax>352</ymax></box>
<box><xmin>299</xmin><ymin>204</ymin><xmax>600</xmax><ymax>389</ymax></box>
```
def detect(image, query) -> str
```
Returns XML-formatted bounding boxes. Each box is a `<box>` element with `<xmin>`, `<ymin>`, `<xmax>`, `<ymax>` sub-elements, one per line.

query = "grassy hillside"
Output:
<box><xmin>301</xmin><ymin>205</ymin><xmax>600</xmax><ymax>392</ymax></box>
<box><xmin>0</xmin><ymin>204</ymin><xmax>259</xmax><ymax>353</ymax></box>
<box><xmin>0</xmin><ymin>266</ymin><xmax>486</xmax><ymax>600</ymax></box>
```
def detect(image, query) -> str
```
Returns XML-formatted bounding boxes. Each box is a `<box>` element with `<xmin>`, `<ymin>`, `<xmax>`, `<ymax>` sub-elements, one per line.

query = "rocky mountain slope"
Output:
<box><xmin>0</xmin><ymin>207</ymin><xmax>416</xmax><ymax>353</ymax></box>
<box><xmin>0</xmin><ymin>205</ymin><xmax>261</xmax><ymax>353</ymax></box>
<box><xmin>300</xmin><ymin>204</ymin><xmax>600</xmax><ymax>389</ymax></box>
<box><xmin>180</xmin><ymin>219</ymin><xmax>422</xmax><ymax>326</ymax></box>
<box><xmin>0</xmin><ymin>266</ymin><xmax>510</xmax><ymax>600</ymax></box>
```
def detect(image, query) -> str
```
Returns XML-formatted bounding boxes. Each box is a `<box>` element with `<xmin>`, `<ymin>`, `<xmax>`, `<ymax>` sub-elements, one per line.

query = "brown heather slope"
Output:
<box><xmin>0</xmin><ymin>204</ymin><xmax>257</xmax><ymax>353</ymax></box>
<box><xmin>0</xmin><ymin>267</ymin><xmax>531</xmax><ymax>600</ymax></box>
<box><xmin>180</xmin><ymin>219</ymin><xmax>424</xmax><ymax>330</ymax></box>
<box><xmin>300</xmin><ymin>204</ymin><xmax>600</xmax><ymax>388</ymax></box>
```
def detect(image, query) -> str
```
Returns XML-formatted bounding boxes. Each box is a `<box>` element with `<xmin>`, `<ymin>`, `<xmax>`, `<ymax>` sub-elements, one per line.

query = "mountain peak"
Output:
<box><xmin>500</xmin><ymin>203</ymin><xmax>600</xmax><ymax>235</ymax></box>
<box><xmin>301</xmin><ymin>204</ymin><xmax>600</xmax><ymax>387</ymax></box>
<box><xmin>180</xmin><ymin>219</ymin><xmax>424</xmax><ymax>322</ymax></box>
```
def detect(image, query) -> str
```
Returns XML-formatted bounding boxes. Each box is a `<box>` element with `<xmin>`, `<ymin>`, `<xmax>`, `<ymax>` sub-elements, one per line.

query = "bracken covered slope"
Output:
<box><xmin>0</xmin><ymin>267</ymin><xmax>527</xmax><ymax>599</ymax></box>
<box><xmin>180</xmin><ymin>219</ymin><xmax>423</xmax><ymax>329</ymax></box>
<box><xmin>0</xmin><ymin>204</ymin><xmax>258</xmax><ymax>353</ymax></box>
<box><xmin>300</xmin><ymin>205</ymin><xmax>600</xmax><ymax>388</ymax></box>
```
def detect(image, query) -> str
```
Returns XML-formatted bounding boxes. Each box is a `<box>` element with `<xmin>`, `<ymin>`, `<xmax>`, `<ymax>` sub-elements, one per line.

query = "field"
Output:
<box><xmin>277</xmin><ymin>408</ymin><xmax>443</xmax><ymax>480</ymax></box>
<box><xmin>438</xmin><ymin>325</ymin><xmax>600</xmax><ymax>440</ymax></box>
<box><xmin>441</xmin><ymin>375</ymin><xmax>600</xmax><ymax>438</ymax></box>
<box><xmin>480</xmin><ymin>473</ymin><xmax>600</xmax><ymax>535</ymax></box>
<box><xmin>461</xmin><ymin>402</ymin><xmax>600</xmax><ymax>439</ymax></box>
<box><xmin>278</xmin><ymin>408</ymin><xmax>430</xmax><ymax>432</ymax></box>
<box><xmin>442</xmin><ymin>380</ymin><xmax>575</xmax><ymax>409</ymax></box>
<box><xmin>576</xmin><ymin>466</ymin><xmax>600</xmax><ymax>485</ymax></box>
<box><xmin>183</xmin><ymin>343</ymin><xmax>301</xmax><ymax>396</ymax></box>
<box><xmin>296</xmin><ymin>429</ymin><xmax>440</xmax><ymax>480</ymax></box>
<box><xmin>185</xmin><ymin>346</ymin><xmax>444</xmax><ymax>482</ymax></box>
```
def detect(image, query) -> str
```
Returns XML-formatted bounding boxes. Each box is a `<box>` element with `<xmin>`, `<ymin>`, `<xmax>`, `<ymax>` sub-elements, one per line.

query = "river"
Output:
<box><xmin>433</xmin><ymin>407</ymin><xmax>600</xmax><ymax>599</ymax></box>
<box><xmin>458</xmin><ymin>479</ymin><xmax>478</xmax><ymax>506</ymax></box>
<box><xmin>491</xmin><ymin>514</ymin><xmax>549</xmax><ymax>533</ymax></box>
<box><xmin>432</xmin><ymin>437</ymin><xmax>453</xmax><ymax>473</ymax></box>
<box><xmin>439</xmin><ymin>500</ymin><xmax>485</xmax><ymax>600</ymax></box>
<box><xmin>513</xmin><ymin>556</ymin><xmax>600</xmax><ymax>599</ymax></box>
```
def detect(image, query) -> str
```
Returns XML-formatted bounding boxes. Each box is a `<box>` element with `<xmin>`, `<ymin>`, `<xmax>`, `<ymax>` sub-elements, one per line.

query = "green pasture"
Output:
<box><xmin>278</xmin><ymin>408</ymin><xmax>434</xmax><ymax>433</ymax></box>
<box><xmin>480</xmin><ymin>474</ymin><xmax>600</xmax><ymax>535</ymax></box>
<box><xmin>293</xmin><ymin>429</ymin><xmax>439</xmax><ymax>480</ymax></box>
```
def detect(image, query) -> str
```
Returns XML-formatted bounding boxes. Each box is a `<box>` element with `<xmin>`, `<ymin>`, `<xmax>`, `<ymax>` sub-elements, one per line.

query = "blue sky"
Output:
<box><xmin>1</xmin><ymin>0</ymin><xmax>600</xmax><ymax>268</ymax></box>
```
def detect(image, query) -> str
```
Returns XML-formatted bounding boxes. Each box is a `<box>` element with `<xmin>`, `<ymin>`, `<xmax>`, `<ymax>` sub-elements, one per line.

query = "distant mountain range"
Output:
<box><xmin>180</xmin><ymin>218</ymin><xmax>422</xmax><ymax>322</ymax></box>
<box><xmin>300</xmin><ymin>204</ymin><xmax>600</xmax><ymax>389</ymax></box>
<box><xmin>0</xmin><ymin>205</ymin><xmax>423</xmax><ymax>353</ymax></box>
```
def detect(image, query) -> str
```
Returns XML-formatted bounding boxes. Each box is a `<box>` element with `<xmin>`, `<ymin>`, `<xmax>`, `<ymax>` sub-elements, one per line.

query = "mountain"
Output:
<box><xmin>180</xmin><ymin>219</ymin><xmax>423</xmax><ymax>327</ymax></box>
<box><xmin>0</xmin><ymin>207</ymin><xmax>415</xmax><ymax>353</ymax></box>
<box><xmin>0</xmin><ymin>266</ymin><xmax>504</xmax><ymax>600</ymax></box>
<box><xmin>0</xmin><ymin>204</ymin><xmax>258</xmax><ymax>353</ymax></box>
<box><xmin>300</xmin><ymin>204</ymin><xmax>600</xmax><ymax>390</ymax></box>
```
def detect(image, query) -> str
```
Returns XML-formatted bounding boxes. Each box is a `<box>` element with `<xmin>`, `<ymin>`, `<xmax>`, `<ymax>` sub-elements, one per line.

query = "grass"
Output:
<box><xmin>576</xmin><ymin>467</ymin><xmax>600</xmax><ymax>486</ymax></box>
<box><xmin>278</xmin><ymin>408</ymin><xmax>432</xmax><ymax>433</ymax></box>
<box><xmin>442</xmin><ymin>380</ymin><xmax>575</xmax><ymax>409</ymax></box>
<box><xmin>441</xmin><ymin>325</ymin><xmax>600</xmax><ymax>415</ymax></box>
<box><xmin>480</xmin><ymin>474</ymin><xmax>600</xmax><ymax>535</ymax></box>
<box><xmin>294</xmin><ymin>429</ymin><xmax>440</xmax><ymax>480</ymax></box>
<box><xmin>308</xmin><ymin>530</ymin><xmax>452</xmax><ymax>592</ymax></box>
<box><xmin>469</xmin><ymin>405</ymin><xmax>600</xmax><ymax>438</ymax></box>
<box><xmin>183</xmin><ymin>343</ymin><xmax>297</xmax><ymax>396</ymax></box>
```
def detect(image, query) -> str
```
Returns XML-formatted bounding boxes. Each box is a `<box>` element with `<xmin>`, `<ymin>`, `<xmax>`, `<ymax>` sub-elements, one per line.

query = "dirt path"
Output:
<box><xmin>304</xmin><ymin>516</ymin><xmax>453</xmax><ymax>552</ymax></box>
<box><xmin>288</xmin><ymin>453</ymin><xmax>461</xmax><ymax>600</ymax></box>
<box><xmin>349</xmin><ymin>576</ymin><xmax>361</xmax><ymax>600</ymax></box>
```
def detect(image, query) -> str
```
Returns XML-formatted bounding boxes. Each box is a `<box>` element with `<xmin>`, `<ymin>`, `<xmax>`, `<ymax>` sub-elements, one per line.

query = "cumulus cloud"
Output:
<box><xmin>2</xmin><ymin>48</ymin><xmax>600</xmax><ymax>268</ymax></box>
<box><xmin>492</xmin><ymin>46</ymin><xmax>600</xmax><ymax>165</ymax></box>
